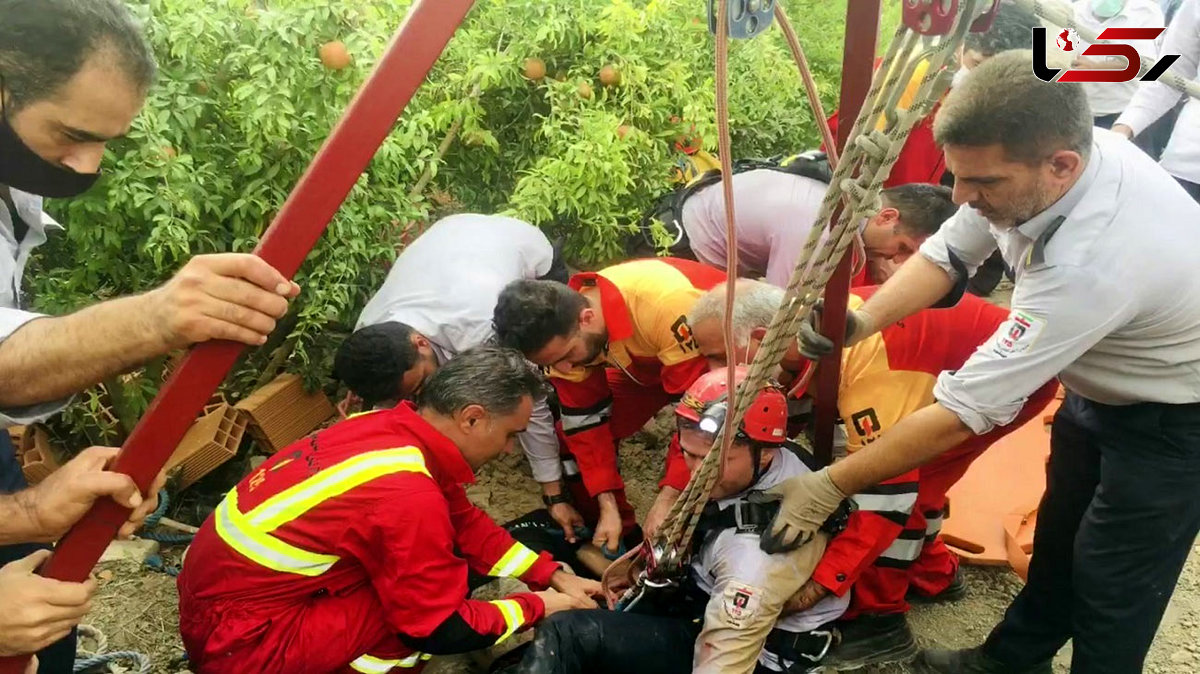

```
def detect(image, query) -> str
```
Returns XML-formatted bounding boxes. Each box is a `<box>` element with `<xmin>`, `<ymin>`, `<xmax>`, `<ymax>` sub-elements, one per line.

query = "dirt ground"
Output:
<box><xmin>85</xmin><ymin>280</ymin><xmax>1200</xmax><ymax>672</ymax></box>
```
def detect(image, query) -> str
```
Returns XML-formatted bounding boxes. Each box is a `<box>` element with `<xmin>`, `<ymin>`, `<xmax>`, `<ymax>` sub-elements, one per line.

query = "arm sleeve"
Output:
<box><xmin>917</xmin><ymin>206</ymin><xmax>999</xmax><ymax>281</ymax></box>
<box><xmin>693</xmin><ymin>534</ymin><xmax>827</xmax><ymax>674</ymax></box>
<box><xmin>811</xmin><ymin>368</ymin><xmax>921</xmax><ymax>596</ymax></box>
<box><xmin>1116</xmin><ymin>1</ymin><xmax>1199</xmax><ymax>134</ymax></box>
<box><xmin>0</xmin><ymin>309</ymin><xmax>73</xmax><ymax>427</ymax></box>
<box><xmin>550</xmin><ymin>369</ymin><xmax>624</xmax><ymax>495</ymax></box>
<box><xmin>355</xmin><ymin>482</ymin><xmax>546</xmax><ymax>655</ymax></box>
<box><xmin>519</xmin><ymin>396</ymin><xmax>563</xmax><ymax>483</ymax></box>
<box><xmin>935</xmin><ymin>265</ymin><xmax>1135</xmax><ymax>434</ymax></box>
<box><xmin>443</xmin><ymin>481</ymin><xmax>559</xmax><ymax>589</ymax></box>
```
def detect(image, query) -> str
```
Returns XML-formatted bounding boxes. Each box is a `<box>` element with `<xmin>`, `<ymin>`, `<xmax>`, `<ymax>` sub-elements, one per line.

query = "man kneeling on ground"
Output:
<box><xmin>178</xmin><ymin>347</ymin><xmax>600</xmax><ymax>674</ymax></box>
<box><xmin>509</xmin><ymin>367</ymin><xmax>849</xmax><ymax>674</ymax></box>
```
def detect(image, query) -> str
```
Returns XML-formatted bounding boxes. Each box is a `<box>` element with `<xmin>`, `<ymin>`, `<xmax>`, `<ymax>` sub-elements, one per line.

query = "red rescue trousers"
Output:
<box><xmin>847</xmin><ymin>383</ymin><xmax>1057</xmax><ymax>617</ymax></box>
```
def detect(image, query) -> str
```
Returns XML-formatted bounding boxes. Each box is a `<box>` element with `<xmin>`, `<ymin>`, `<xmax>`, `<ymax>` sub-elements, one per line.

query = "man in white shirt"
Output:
<box><xmin>0</xmin><ymin>0</ymin><xmax>301</xmax><ymax>669</ymax></box>
<box><xmin>679</xmin><ymin>169</ymin><xmax>958</xmax><ymax>288</ymax></box>
<box><xmin>1114</xmin><ymin>0</ymin><xmax>1200</xmax><ymax>200</ymax></box>
<box><xmin>1070</xmin><ymin>0</ymin><xmax>1166</xmax><ymax>127</ymax></box>
<box><xmin>334</xmin><ymin>214</ymin><xmax>589</xmax><ymax>562</ymax></box>
<box><xmin>764</xmin><ymin>51</ymin><xmax>1200</xmax><ymax>673</ymax></box>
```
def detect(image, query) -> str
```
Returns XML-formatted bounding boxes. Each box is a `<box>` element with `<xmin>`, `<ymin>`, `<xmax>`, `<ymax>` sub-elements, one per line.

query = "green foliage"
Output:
<box><xmin>29</xmin><ymin>0</ymin><xmax>897</xmax><ymax>453</ymax></box>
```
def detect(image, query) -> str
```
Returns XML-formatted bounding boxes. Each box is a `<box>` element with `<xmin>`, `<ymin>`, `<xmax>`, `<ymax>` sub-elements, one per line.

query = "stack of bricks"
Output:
<box><xmin>165</xmin><ymin>404</ymin><xmax>248</xmax><ymax>489</ymax></box>
<box><xmin>235</xmin><ymin>373</ymin><xmax>335</xmax><ymax>454</ymax></box>
<box><xmin>18</xmin><ymin>425</ymin><xmax>61</xmax><ymax>485</ymax></box>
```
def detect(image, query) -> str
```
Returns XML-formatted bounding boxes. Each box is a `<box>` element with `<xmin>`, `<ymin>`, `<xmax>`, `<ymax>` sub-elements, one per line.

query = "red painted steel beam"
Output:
<box><xmin>812</xmin><ymin>0</ymin><xmax>881</xmax><ymax>466</ymax></box>
<box><xmin>0</xmin><ymin>0</ymin><xmax>477</xmax><ymax>671</ymax></box>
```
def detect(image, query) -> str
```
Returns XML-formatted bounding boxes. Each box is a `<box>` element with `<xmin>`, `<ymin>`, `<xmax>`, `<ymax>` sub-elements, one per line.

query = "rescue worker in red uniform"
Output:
<box><xmin>492</xmin><ymin>258</ymin><xmax>725</xmax><ymax>559</ymax></box>
<box><xmin>677</xmin><ymin>280</ymin><xmax>1057</xmax><ymax>669</ymax></box>
<box><xmin>177</xmin><ymin>348</ymin><xmax>602</xmax><ymax>674</ymax></box>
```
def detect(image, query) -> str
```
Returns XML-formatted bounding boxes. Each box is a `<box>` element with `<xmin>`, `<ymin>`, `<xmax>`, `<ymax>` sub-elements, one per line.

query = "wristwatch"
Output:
<box><xmin>542</xmin><ymin>492</ymin><xmax>571</xmax><ymax>507</ymax></box>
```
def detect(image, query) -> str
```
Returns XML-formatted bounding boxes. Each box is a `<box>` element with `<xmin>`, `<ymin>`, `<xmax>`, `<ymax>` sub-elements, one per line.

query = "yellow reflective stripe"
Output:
<box><xmin>348</xmin><ymin>410</ymin><xmax>382</xmax><ymax>419</ymax></box>
<box><xmin>349</xmin><ymin>652</ymin><xmax>428</xmax><ymax>672</ymax></box>
<box><xmin>214</xmin><ymin>489</ymin><xmax>339</xmax><ymax>577</ymax></box>
<box><xmin>490</xmin><ymin>599</ymin><xmax>526</xmax><ymax>645</ymax></box>
<box><xmin>487</xmin><ymin>543</ymin><xmax>540</xmax><ymax>578</ymax></box>
<box><xmin>349</xmin><ymin>654</ymin><xmax>401</xmax><ymax>673</ymax></box>
<box><xmin>248</xmin><ymin>448</ymin><xmax>430</xmax><ymax>529</ymax></box>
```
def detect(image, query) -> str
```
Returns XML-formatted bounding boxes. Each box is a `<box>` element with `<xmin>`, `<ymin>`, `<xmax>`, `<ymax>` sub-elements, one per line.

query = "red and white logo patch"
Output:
<box><xmin>991</xmin><ymin>311</ymin><xmax>1046</xmax><ymax>358</ymax></box>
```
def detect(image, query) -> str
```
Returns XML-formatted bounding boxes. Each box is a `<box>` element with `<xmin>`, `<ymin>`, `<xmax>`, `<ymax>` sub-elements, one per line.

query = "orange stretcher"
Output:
<box><xmin>941</xmin><ymin>388</ymin><xmax>1064</xmax><ymax>580</ymax></box>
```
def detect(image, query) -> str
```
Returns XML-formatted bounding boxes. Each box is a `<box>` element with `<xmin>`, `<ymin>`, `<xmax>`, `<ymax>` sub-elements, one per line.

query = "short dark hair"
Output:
<box><xmin>882</xmin><ymin>183</ymin><xmax>957</xmax><ymax>237</ymax></box>
<box><xmin>493</xmin><ymin>280</ymin><xmax>587</xmax><ymax>355</ymax></box>
<box><xmin>333</xmin><ymin>322</ymin><xmax>419</xmax><ymax>408</ymax></box>
<box><xmin>964</xmin><ymin>2</ymin><xmax>1040</xmax><ymax>57</ymax></box>
<box><xmin>0</xmin><ymin>0</ymin><xmax>157</xmax><ymax>112</ymax></box>
<box><xmin>934</xmin><ymin>50</ymin><xmax>1092</xmax><ymax>164</ymax></box>
<box><xmin>419</xmin><ymin>346</ymin><xmax>545</xmax><ymax>417</ymax></box>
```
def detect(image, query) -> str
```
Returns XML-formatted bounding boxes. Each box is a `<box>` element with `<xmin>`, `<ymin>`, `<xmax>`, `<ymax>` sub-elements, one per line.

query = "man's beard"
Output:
<box><xmin>977</xmin><ymin>181</ymin><xmax>1053</xmax><ymax>228</ymax></box>
<box><xmin>582</xmin><ymin>331</ymin><xmax>607</xmax><ymax>363</ymax></box>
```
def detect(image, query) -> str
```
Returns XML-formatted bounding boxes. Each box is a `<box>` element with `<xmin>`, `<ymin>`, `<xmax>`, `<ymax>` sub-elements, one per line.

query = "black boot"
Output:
<box><xmin>820</xmin><ymin>613</ymin><xmax>918</xmax><ymax>670</ymax></box>
<box><xmin>907</xmin><ymin>567</ymin><xmax>967</xmax><ymax>604</ymax></box>
<box><xmin>920</xmin><ymin>647</ymin><xmax>1052</xmax><ymax>673</ymax></box>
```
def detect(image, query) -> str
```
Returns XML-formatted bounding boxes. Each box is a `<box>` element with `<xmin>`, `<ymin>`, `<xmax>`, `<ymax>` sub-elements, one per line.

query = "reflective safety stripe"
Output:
<box><xmin>215</xmin><ymin>489</ymin><xmax>340</xmax><ymax>577</ymax></box>
<box><xmin>249</xmin><ymin>448</ymin><xmax>430</xmax><ymax>529</ymax></box>
<box><xmin>560</xmin><ymin>404</ymin><xmax>612</xmax><ymax>432</ymax></box>
<box><xmin>350</xmin><ymin>654</ymin><xmax>401</xmax><ymax>673</ymax></box>
<box><xmin>487</xmin><ymin>543</ymin><xmax>540</xmax><ymax>578</ymax></box>
<box><xmin>879</xmin><ymin>536</ymin><xmax>924</xmax><ymax>563</ymax></box>
<box><xmin>215</xmin><ymin>447</ymin><xmax>431</xmax><ymax>576</ymax></box>
<box><xmin>350</xmin><ymin>652</ymin><xmax>428</xmax><ymax>673</ymax></box>
<box><xmin>924</xmin><ymin>513</ymin><xmax>944</xmax><ymax>539</ymax></box>
<box><xmin>851</xmin><ymin>492</ymin><xmax>918</xmax><ymax>515</ymax></box>
<box><xmin>490</xmin><ymin>599</ymin><xmax>526</xmax><ymax>644</ymax></box>
<box><xmin>561</xmin><ymin>457</ymin><xmax>580</xmax><ymax>477</ymax></box>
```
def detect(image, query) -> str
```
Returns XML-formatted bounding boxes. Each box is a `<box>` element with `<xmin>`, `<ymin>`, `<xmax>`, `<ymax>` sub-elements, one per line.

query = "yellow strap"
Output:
<box><xmin>487</xmin><ymin>543</ymin><xmax>540</xmax><ymax>579</ymax></box>
<box><xmin>214</xmin><ymin>489</ymin><xmax>340</xmax><ymax>577</ymax></box>
<box><xmin>248</xmin><ymin>447</ymin><xmax>430</xmax><ymax>529</ymax></box>
<box><xmin>490</xmin><ymin>599</ymin><xmax>526</xmax><ymax>645</ymax></box>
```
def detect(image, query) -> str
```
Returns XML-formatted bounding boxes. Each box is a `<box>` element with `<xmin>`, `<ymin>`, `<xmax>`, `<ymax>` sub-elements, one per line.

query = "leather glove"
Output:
<box><xmin>796</xmin><ymin>300</ymin><xmax>874</xmax><ymax>360</ymax></box>
<box><xmin>757</xmin><ymin>468</ymin><xmax>847</xmax><ymax>553</ymax></box>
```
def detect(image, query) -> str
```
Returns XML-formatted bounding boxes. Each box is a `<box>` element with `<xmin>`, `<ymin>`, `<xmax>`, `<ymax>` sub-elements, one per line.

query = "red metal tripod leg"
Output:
<box><xmin>0</xmin><ymin>1</ymin><xmax>476</xmax><ymax>671</ymax></box>
<box><xmin>812</xmin><ymin>1</ymin><xmax>881</xmax><ymax>465</ymax></box>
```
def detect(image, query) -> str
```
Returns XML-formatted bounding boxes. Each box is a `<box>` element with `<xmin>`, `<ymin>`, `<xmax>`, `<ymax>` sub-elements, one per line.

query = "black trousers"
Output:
<box><xmin>514</xmin><ymin>609</ymin><xmax>703</xmax><ymax>674</ymax></box>
<box><xmin>982</xmin><ymin>393</ymin><xmax>1200</xmax><ymax>673</ymax></box>
<box><xmin>0</xmin><ymin>433</ymin><xmax>77</xmax><ymax>674</ymax></box>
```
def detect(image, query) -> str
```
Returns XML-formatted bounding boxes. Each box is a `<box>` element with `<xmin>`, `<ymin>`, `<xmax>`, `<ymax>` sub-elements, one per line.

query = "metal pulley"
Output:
<box><xmin>707</xmin><ymin>0</ymin><xmax>776</xmax><ymax>39</ymax></box>
<box><xmin>903</xmin><ymin>0</ymin><xmax>1002</xmax><ymax>35</ymax></box>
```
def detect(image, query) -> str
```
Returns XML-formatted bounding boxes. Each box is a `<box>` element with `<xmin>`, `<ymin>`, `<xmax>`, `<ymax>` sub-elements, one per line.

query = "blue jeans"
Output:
<box><xmin>0</xmin><ymin>433</ymin><xmax>77</xmax><ymax>674</ymax></box>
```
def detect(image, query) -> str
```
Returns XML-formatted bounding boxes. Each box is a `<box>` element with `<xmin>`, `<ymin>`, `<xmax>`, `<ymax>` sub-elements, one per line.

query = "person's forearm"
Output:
<box><xmin>828</xmin><ymin>403</ymin><xmax>973</xmax><ymax>495</ymax></box>
<box><xmin>859</xmin><ymin>255</ymin><xmax>955</xmax><ymax>333</ymax></box>
<box><xmin>0</xmin><ymin>293</ymin><xmax>168</xmax><ymax>407</ymax></box>
<box><xmin>541</xmin><ymin>480</ymin><xmax>564</xmax><ymax>496</ymax></box>
<box><xmin>596</xmin><ymin>491</ymin><xmax>618</xmax><ymax>513</ymax></box>
<box><xmin>0</xmin><ymin>492</ymin><xmax>44</xmax><ymax>545</ymax></box>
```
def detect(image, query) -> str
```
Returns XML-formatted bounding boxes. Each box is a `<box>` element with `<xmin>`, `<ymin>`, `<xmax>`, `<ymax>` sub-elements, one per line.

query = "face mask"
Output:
<box><xmin>0</xmin><ymin>80</ymin><xmax>100</xmax><ymax>198</ymax></box>
<box><xmin>1090</xmin><ymin>0</ymin><xmax>1127</xmax><ymax>20</ymax></box>
<box><xmin>951</xmin><ymin>66</ymin><xmax>972</xmax><ymax>89</ymax></box>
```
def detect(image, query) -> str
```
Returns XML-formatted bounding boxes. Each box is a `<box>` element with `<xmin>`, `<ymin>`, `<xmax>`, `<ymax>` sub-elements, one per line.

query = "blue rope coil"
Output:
<box><xmin>74</xmin><ymin>651</ymin><xmax>151</xmax><ymax>673</ymax></box>
<box><xmin>144</xmin><ymin>553</ymin><xmax>181</xmax><ymax>577</ymax></box>
<box><xmin>142</xmin><ymin>531</ymin><xmax>194</xmax><ymax>545</ymax></box>
<box><xmin>144</xmin><ymin>489</ymin><xmax>169</xmax><ymax>529</ymax></box>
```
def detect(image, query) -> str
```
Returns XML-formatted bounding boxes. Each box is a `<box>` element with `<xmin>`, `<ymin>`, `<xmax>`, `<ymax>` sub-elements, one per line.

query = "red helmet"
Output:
<box><xmin>675</xmin><ymin>367</ymin><xmax>787</xmax><ymax>444</ymax></box>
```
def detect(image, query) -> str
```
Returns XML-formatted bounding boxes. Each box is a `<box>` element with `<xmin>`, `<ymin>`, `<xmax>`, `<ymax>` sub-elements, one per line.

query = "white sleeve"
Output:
<box><xmin>1116</xmin><ymin>0</ymin><xmax>1199</xmax><ymax>134</ymax></box>
<box><xmin>934</xmin><ymin>264</ymin><xmax>1134</xmax><ymax>434</ymax></box>
<box><xmin>917</xmin><ymin>205</ymin><xmax>998</xmax><ymax>280</ymax></box>
<box><xmin>0</xmin><ymin>308</ymin><xmax>73</xmax><ymax>427</ymax></box>
<box><xmin>519</xmin><ymin>396</ymin><xmax>563</xmax><ymax>483</ymax></box>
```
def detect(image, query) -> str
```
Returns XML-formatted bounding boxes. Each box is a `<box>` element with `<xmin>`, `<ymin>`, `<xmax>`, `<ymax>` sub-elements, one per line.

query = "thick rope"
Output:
<box><xmin>1014</xmin><ymin>0</ymin><xmax>1200</xmax><ymax>101</ymax></box>
<box><xmin>773</xmin><ymin>2</ymin><xmax>867</xmax><ymax>278</ymax></box>
<box><xmin>74</xmin><ymin>624</ymin><xmax>151</xmax><ymax>674</ymax></box>
<box><xmin>653</xmin><ymin>0</ymin><xmax>987</xmax><ymax>559</ymax></box>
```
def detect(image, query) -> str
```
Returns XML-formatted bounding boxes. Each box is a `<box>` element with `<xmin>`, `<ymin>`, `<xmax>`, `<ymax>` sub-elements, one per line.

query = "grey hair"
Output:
<box><xmin>418</xmin><ymin>346</ymin><xmax>547</xmax><ymax>417</ymax></box>
<box><xmin>689</xmin><ymin>280</ymin><xmax>785</xmax><ymax>349</ymax></box>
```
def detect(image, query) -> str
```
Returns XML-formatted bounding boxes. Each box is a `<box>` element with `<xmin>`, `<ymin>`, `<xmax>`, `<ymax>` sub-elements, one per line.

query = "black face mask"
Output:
<box><xmin>0</xmin><ymin>82</ymin><xmax>100</xmax><ymax>198</ymax></box>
